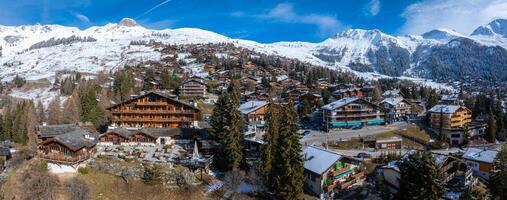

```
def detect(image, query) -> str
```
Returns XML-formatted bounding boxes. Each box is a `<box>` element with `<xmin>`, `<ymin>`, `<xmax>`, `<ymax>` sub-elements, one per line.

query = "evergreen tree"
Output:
<box><xmin>298</xmin><ymin>97</ymin><xmax>311</xmax><ymax>122</ymax></box>
<box><xmin>321</xmin><ymin>89</ymin><xmax>330</xmax><ymax>104</ymax></box>
<box><xmin>463</xmin><ymin>125</ymin><xmax>471</xmax><ymax>146</ymax></box>
<box><xmin>223</xmin><ymin>80</ymin><xmax>244</xmax><ymax>169</ymax></box>
<box><xmin>490</xmin><ymin>145</ymin><xmax>507</xmax><ymax>199</ymax></box>
<box><xmin>13</xmin><ymin>75</ymin><xmax>26</xmax><ymax>88</ymax></box>
<box><xmin>258</xmin><ymin>101</ymin><xmax>280</xmax><ymax>189</ymax></box>
<box><xmin>375</xmin><ymin>173</ymin><xmax>390</xmax><ymax>200</ymax></box>
<box><xmin>486</xmin><ymin>114</ymin><xmax>497</xmax><ymax>143</ymax></box>
<box><xmin>79</xmin><ymin>84</ymin><xmax>103</xmax><ymax>127</ymax></box>
<box><xmin>209</xmin><ymin>92</ymin><xmax>228</xmax><ymax>139</ymax></box>
<box><xmin>397</xmin><ymin>152</ymin><xmax>445</xmax><ymax>200</ymax></box>
<box><xmin>212</xmin><ymin>80</ymin><xmax>244</xmax><ymax>171</ymax></box>
<box><xmin>272</xmin><ymin>100</ymin><xmax>304</xmax><ymax>199</ymax></box>
<box><xmin>113</xmin><ymin>70</ymin><xmax>136</xmax><ymax>101</ymax></box>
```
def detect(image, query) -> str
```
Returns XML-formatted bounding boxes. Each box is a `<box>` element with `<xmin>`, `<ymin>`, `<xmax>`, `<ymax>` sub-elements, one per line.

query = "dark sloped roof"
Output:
<box><xmin>39</xmin><ymin>124</ymin><xmax>83</xmax><ymax>138</ymax></box>
<box><xmin>49</xmin><ymin>128</ymin><xmax>98</xmax><ymax>151</ymax></box>
<box><xmin>107</xmin><ymin>91</ymin><xmax>199</xmax><ymax>111</ymax></box>
<box><xmin>139</xmin><ymin>128</ymin><xmax>204</xmax><ymax>138</ymax></box>
<box><xmin>0</xmin><ymin>147</ymin><xmax>10</xmax><ymax>156</ymax></box>
<box><xmin>106</xmin><ymin>127</ymin><xmax>133</xmax><ymax>138</ymax></box>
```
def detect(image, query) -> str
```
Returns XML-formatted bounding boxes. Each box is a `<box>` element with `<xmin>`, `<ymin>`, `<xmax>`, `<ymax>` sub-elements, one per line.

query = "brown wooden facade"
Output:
<box><xmin>37</xmin><ymin>139</ymin><xmax>96</xmax><ymax>164</ymax></box>
<box><xmin>108</xmin><ymin>92</ymin><xmax>200</xmax><ymax>128</ymax></box>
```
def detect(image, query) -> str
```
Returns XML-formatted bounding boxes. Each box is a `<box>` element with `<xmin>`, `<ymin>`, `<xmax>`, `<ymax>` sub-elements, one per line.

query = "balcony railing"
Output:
<box><xmin>136</xmin><ymin>102</ymin><xmax>168</xmax><ymax>106</ymax></box>
<box><xmin>112</xmin><ymin>118</ymin><xmax>193</xmax><ymax>122</ymax></box>
<box><xmin>111</xmin><ymin>110</ymin><xmax>195</xmax><ymax>114</ymax></box>
<box><xmin>39</xmin><ymin>153</ymin><xmax>91</xmax><ymax>164</ymax></box>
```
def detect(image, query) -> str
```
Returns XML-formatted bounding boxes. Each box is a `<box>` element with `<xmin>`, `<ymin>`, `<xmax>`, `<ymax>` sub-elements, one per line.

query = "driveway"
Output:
<box><xmin>300</xmin><ymin>122</ymin><xmax>410</xmax><ymax>146</ymax></box>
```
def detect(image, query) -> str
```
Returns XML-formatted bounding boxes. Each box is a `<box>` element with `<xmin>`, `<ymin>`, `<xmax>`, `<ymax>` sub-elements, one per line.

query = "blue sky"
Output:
<box><xmin>1</xmin><ymin>0</ymin><xmax>507</xmax><ymax>43</ymax></box>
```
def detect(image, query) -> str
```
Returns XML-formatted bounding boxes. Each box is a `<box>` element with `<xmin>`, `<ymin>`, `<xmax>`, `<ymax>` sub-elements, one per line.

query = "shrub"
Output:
<box><xmin>78</xmin><ymin>167</ymin><xmax>90</xmax><ymax>175</ymax></box>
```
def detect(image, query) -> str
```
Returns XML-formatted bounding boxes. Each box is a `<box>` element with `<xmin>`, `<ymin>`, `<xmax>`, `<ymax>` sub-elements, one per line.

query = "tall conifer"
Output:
<box><xmin>397</xmin><ymin>152</ymin><xmax>445</xmax><ymax>200</ymax></box>
<box><xmin>272</xmin><ymin>100</ymin><xmax>304</xmax><ymax>200</ymax></box>
<box><xmin>259</xmin><ymin>101</ymin><xmax>279</xmax><ymax>189</ymax></box>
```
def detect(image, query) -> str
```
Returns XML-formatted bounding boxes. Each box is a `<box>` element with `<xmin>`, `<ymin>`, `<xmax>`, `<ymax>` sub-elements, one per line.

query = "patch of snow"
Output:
<box><xmin>48</xmin><ymin>163</ymin><xmax>77</xmax><ymax>174</ymax></box>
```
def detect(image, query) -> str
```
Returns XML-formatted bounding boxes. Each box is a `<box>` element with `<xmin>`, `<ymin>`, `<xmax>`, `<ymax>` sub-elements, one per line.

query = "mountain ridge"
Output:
<box><xmin>1</xmin><ymin>18</ymin><xmax>507</xmax><ymax>83</ymax></box>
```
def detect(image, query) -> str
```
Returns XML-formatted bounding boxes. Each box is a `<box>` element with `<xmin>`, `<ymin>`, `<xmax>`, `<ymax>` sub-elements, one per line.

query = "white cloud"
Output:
<box><xmin>74</xmin><ymin>13</ymin><xmax>90</xmax><ymax>23</ymax></box>
<box><xmin>400</xmin><ymin>0</ymin><xmax>507</xmax><ymax>35</ymax></box>
<box><xmin>365</xmin><ymin>0</ymin><xmax>381</xmax><ymax>16</ymax></box>
<box><xmin>261</xmin><ymin>3</ymin><xmax>344</xmax><ymax>37</ymax></box>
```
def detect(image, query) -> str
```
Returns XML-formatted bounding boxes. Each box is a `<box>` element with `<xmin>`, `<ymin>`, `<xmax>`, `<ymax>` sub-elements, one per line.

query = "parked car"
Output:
<box><xmin>302</xmin><ymin>130</ymin><xmax>311</xmax><ymax>136</ymax></box>
<box><xmin>356</xmin><ymin>152</ymin><xmax>372</xmax><ymax>159</ymax></box>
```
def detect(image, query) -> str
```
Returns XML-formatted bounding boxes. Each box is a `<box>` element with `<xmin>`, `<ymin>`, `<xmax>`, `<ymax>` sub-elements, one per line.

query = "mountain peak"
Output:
<box><xmin>471</xmin><ymin>18</ymin><xmax>507</xmax><ymax>37</ymax></box>
<box><xmin>119</xmin><ymin>18</ymin><xmax>138</xmax><ymax>27</ymax></box>
<box><xmin>422</xmin><ymin>29</ymin><xmax>464</xmax><ymax>41</ymax></box>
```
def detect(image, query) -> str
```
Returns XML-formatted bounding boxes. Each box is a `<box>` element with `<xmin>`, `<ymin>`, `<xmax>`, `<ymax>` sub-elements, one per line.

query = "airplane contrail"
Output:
<box><xmin>136</xmin><ymin>0</ymin><xmax>172</xmax><ymax>19</ymax></box>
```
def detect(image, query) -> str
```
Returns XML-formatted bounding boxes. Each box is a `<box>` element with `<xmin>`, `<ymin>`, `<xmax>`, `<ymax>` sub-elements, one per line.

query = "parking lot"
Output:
<box><xmin>300</xmin><ymin>122</ymin><xmax>410</xmax><ymax>146</ymax></box>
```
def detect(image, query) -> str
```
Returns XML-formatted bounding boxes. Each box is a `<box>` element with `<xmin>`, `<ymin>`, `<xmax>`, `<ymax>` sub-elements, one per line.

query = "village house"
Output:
<box><xmin>380</xmin><ymin>98</ymin><xmax>412</xmax><ymax>121</ymax></box>
<box><xmin>178</xmin><ymin>76</ymin><xmax>207</xmax><ymax>98</ymax></box>
<box><xmin>99</xmin><ymin>127</ymin><xmax>176</xmax><ymax>146</ymax></box>
<box><xmin>409</xmin><ymin>100</ymin><xmax>427</xmax><ymax>116</ymax></box>
<box><xmin>317</xmin><ymin>79</ymin><xmax>329</xmax><ymax>89</ymax></box>
<box><xmin>244</xmin><ymin>91</ymin><xmax>269</xmax><ymax>102</ymax></box>
<box><xmin>375</xmin><ymin>137</ymin><xmax>403</xmax><ymax>150</ymax></box>
<box><xmin>36</xmin><ymin>124</ymin><xmax>99</xmax><ymax>164</ymax></box>
<box><xmin>108</xmin><ymin>91</ymin><xmax>200</xmax><ymax>128</ymax></box>
<box><xmin>0</xmin><ymin>141</ymin><xmax>14</xmax><ymax>172</ymax></box>
<box><xmin>239</xmin><ymin>101</ymin><xmax>268</xmax><ymax>133</ymax></box>
<box><xmin>321</xmin><ymin>97</ymin><xmax>384</xmax><ymax>131</ymax></box>
<box><xmin>380</xmin><ymin>151</ymin><xmax>461</xmax><ymax>193</ymax></box>
<box><xmin>300</xmin><ymin>93</ymin><xmax>324</xmax><ymax>109</ymax></box>
<box><xmin>203</xmin><ymin>64</ymin><xmax>215</xmax><ymax>75</ymax></box>
<box><xmin>428</xmin><ymin>105</ymin><xmax>472</xmax><ymax>145</ymax></box>
<box><xmin>463</xmin><ymin>148</ymin><xmax>498</xmax><ymax>180</ymax></box>
<box><xmin>440</xmin><ymin>94</ymin><xmax>461</xmax><ymax>105</ymax></box>
<box><xmin>331</xmin><ymin>88</ymin><xmax>363</xmax><ymax>100</ymax></box>
<box><xmin>303</xmin><ymin>146</ymin><xmax>364</xmax><ymax>199</ymax></box>
<box><xmin>382</xmin><ymin>89</ymin><xmax>406</xmax><ymax>99</ymax></box>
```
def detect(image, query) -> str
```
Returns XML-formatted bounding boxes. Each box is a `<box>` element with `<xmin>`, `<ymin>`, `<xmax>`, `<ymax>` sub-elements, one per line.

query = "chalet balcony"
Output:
<box><xmin>327</xmin><ymin>113</ymin><xmax>382</xmax><ymax>118</ymax></box>
<box><xmin>39</xmin><ymin>153</ymin><xmax>92</xmax><ymax>165</ymax></box>
<box><xmin>111</xmin><ymin>110</ymin><xmax>195</xmax><ymax>114</ymax></box>
<box><xmin>136</xmin><ymin>102</ymin><xmax>168</xmax><ymax>106</ymax></box>
<box><xmin>112</xmin><ymin>118</ymin><xmax>193</xmax><ymax>122</ymax></box>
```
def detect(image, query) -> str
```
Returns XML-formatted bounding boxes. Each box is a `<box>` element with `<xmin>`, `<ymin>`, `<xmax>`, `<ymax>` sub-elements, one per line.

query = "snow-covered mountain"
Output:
<box><xmin>2</xmin><ymin>18</ymin><xmax>507</xmax><ymax>83</ymax></box>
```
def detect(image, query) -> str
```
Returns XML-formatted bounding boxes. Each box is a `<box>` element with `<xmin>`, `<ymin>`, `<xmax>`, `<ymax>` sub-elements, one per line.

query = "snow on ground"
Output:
<box><xmin>9</xmin><ymin>87</ymin><xmax>65</xmax><ymax>109</ymax></box>
<box><xmin>48</xmin><ymin>163</ymin><xmax>77</xmax><ymax>174</ymax></box>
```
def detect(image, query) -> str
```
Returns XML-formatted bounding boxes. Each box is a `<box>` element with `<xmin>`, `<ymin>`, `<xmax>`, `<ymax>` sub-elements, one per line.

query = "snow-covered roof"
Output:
<box><xmin>302</xmin><ymin>146</ymin><xmax>342</xmax><ymax>175</ymax></box>
<box><xmin>321</xmin><ymin>97</ymin><xmax>359</xmax><ymax>111</ymax></box>
<box><xmin>441</xmin><ymin>94</ymin><xmax>459</xmax><ymax>101</ymax></box>
<box><xmin>428</xmin><ymin>105</ymin><xmax>462</xmax><ymax>114</ymax></box>
<box><xmin>463</xmin><ymin>148</ymin><xmax>498</xmax><ymax>164</ymax></box>
<box><xmin>376</xmin><ymin>137</ymin><xmax>402</xmax><ymax>143</ymax></box>
<box><xmin>382</xmin><ymin>89</ymin><xmax>401</xmax><ymax>97</ymax></box>
<box><xmin>381</xmin><ymin>98</ymin><xmax>405</xmax><ymax>106</ymax></box>
<box><xmin>276</xmin><ymin>75</ymin><xmax>288</xmax><ymax>82</ymax></box>
<box><xmin>239</xmin><ymin>101</ymin><xmax>268</xmax><ymax>114</ymax></box>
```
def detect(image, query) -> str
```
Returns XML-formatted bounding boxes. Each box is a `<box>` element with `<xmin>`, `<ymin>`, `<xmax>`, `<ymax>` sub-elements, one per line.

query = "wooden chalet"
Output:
<box><xmin>108</xmin><ymin>92</ymin><xmax>200</xmax><ymax>128</ymax></box>
<box><xmin>37</xmin><ymin>124</ymin><xmax>98</xmax><ymax>164</ymax></box>
<box><xmin>178</xmin><ymin>76</ymin><xmax>207</xmax><ymax>97</ymax></box>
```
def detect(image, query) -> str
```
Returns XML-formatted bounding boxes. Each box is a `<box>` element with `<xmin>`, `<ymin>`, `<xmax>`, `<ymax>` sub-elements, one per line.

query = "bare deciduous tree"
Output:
<box><xmin>65</xmin><ymin>176</ymin><xmax>91</xmax><ymax>200</ymax></box>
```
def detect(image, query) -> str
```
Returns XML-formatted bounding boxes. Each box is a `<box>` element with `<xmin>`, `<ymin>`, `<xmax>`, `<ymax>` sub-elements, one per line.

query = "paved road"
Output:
<box><xmin>320</xmin><ymin>148</ymin><xmax>464</xmax><ymax>159</ymax></box>
<box><xmin>300</xmin><ymin>122</ymin><xmax>410</xmax><ymax>146</ymax></box>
